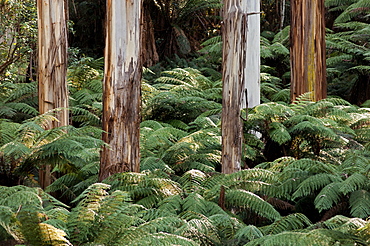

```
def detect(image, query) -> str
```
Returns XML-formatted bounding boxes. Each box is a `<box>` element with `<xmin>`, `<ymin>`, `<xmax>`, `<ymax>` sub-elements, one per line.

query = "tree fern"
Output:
<box><xmin>349</xmin><ymin>190</ymin><xmax>370</xmax><ymax>218</ymax></box>
<box><xmin>224</xmin><ymin>189</ymin><xmax>281</xmax><ymax>222</ymax></box>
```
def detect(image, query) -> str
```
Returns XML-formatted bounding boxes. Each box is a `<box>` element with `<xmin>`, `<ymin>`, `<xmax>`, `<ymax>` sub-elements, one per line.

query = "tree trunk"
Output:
<box><xmin>242</xmin><ymin>0</ymin><xmax>260</xmax><ymax>109</ymax></box>
<box><xmin>37</xmin><ymin>0</ymin><xmax>69</xmax><ymax>189</ymax></box>
<box><xmin>290</xmin><ymin>0</ymin><xmax>327</xmax><ymax>102</ymax></box>
<box><xmin>221</xmin><ymin>0</ymin><xmax>247</xmax><ymax>174</ymax></box>
<box><xmin>141</xmin><ymin>0</ymin><xmax>159</xmax><ymax>67</ymax></box>
<box><xmin>99</xmin><ymin>0</ymin><xmax>142</xmax><ymax>181</ymax></box>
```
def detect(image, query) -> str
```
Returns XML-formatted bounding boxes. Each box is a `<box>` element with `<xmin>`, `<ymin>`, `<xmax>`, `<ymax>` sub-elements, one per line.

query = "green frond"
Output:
<box><xmin>209</xmin><ymin>214</ymin><xmax>244</xmax><ymax>242</ymax></box>
<box><xmin>341</xmin><ymin>152</ymin><xmax>370</xmax><ymax>173</ymax></box>
<box><xmin>314</xmin><ymin>182</ymin><xmax>342</xmax><ymax>212</ymax></box>
<box><xmin>141</xmin><ymin>157</ymin><xmax>174</xmax><ymax>173</ymax></box>
<box><xmin>265</xmin><ymin>169</ymin><xmax>306</xmax><ymax>200</ymax></box>
<box><xmin>349</xmin><ymin>190</ymin><xmax>370</xmax><ymax>218</ymax></box>
<box><xmin>292</xmin><ymin>173</ymin><xmax>342</xmax><ymax>199</ymax></box>
<box><xmin>127</xmin><ymin>232</ymin><xmax>200</xmax><ymax>246</ymax></box>
<box><xmin>340</xmin><ymin>173</ymin><xmax>368</xmax><ymax>195</ymax></box>
<box><xmin>234</xmin><ymin>225</ymin><xmax>264</xmax><ymax>245</ymax></box>
<box><xmin>268</xmin><ymin>122</ymin><xmax>291</xmax><ymax>145</ymax></box>
<box><xmin>68</xmin><ymin>183</ymin><xmax>111</xmax><ymax>244</ymax></box>
<box><xmin>322</xmin><ymin>215</ymin><xmax>367</xmax><ymax>231</ymax></box>
<box><xmin>0</xmin><ymin>186</ymin><xmax>42</xmax><ymax>210</ymax></box>
<box><xmin>17</xmin><ymin>206</ymin><xmax>46</xmax><ymax>246</ymax></box>
<box><xmin>178</xmin><ymin>217</ymin><xmax>221</xmax><ymax>245</ymax></box>
<box><xmin>245</xmin><ymin>231</ymin><xmax>314</xmax><ymax>246</ymax></box>
<box><xmin>178</xmin><ymin>169</ymin><xmax>207</xmax><ymax>193</ymax></box>
<box><xmin>255</xmin><ymin>156</ymin><xmax>296</xmax><ymax>172</ymax></box>
<box><xmin>334</xmin><ymin>0</ymin><xmax>370</xmax><ymax>23</ymax></box>
<box><xmin>182</xmin><ymin>193</ymin><xmax>225</xmax><ymax>217</ymax></box>
<box><xmin>3</xmin><ymin>81</ymin><xmax>37</xmax><ymax>104</ymax></box>
<box><xmin>289</xmin><ymin>159</ymin><xmax>337</xmax><ymax>174</ymax></box>
<box><xmin>70</xmin><ymin>106</ymin><xmax>101</xmax><ymax>126</ymax></box>
<box><xmin>156</xmin><ymin>195</ymin><xmax>183</xmax><ymax>215</ymax></box>
<box><xmin>140</xmin><ymin>120</ymin><xmax>165</xmax><ymax>131</ymax></box>
<box><xmin>90</xmin><ymin>192</ymin><xmax>144</xmax><ymax>245</ymax></box>
<box><xmin>0</xmin><ymin>205</ymin><xmax>22</xmax><ymax>242</ymax></box>
<box><xmin>107</xmin><ymin>172</ymin><xmax>182</xmax><ymax>208</ymax></box>
<box><xmin>260</xmin><ymin>213</ymin><xmax>312</xmax><ymax>235</ymax></box>
<box><xmin>225</xmin><ymin>189</ymin><xmax>281</xmax><ymax>221</ymax></box>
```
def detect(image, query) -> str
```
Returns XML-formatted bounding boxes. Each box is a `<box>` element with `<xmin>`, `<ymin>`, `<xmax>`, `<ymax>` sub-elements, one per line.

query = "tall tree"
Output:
<box><xmin>290</xmin><ymin>0</ymin><xmax>327</xmax><ymax>102</ymax></box>
<box><xmin>221</xmin><ymin>0</ymin><xmax>247</xmax><ymax>174</ymax></box>
<box><xmin>37</xmin><ymin>0</ymin><xmax>69</xmax><ymax>189</ymax></box>
<box><xmin>99</xmin><ymin>0</ymin><xmax>142</xmax><ymax>181</ymax></box>
<box><xmin>243</xmin><ymin>0</ymin><xmax>260</xmax><ymax>109</ymax></box>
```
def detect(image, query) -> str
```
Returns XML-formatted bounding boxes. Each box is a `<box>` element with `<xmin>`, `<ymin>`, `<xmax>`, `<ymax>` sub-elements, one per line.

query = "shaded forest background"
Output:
<box><xmin>0</xmin><ymin>0</ymin><xmax>370</xmax><ymax>245</ymax></box>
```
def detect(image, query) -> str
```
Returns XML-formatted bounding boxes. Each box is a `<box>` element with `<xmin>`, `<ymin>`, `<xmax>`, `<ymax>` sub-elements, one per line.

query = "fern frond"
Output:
<box><xmin>349</xmin><ymin>190</ymin><xmax>370</xmax><ymax>218</ymax></box>
<box><xmin>260</xmin><ymin>213</ymin><xmax>312</xmax><ymax>235</ymax></box>
<box><xmin>292</xmin><ymin>173</ymin><xmax>342</xmax><ymax>199</ymax></box>
<box><xmin>234</xmin><ymin>225</ymin><xmax>264</xmax><ymax>245</ymax></box>
<box><xmin>340</xmin><ymin>173</ymin><xmax>368</xmax><ymax>195</ymax></box>
<box><xmin>178</xmin><ymin>169</ymin><xmax>207</xmax><ymax>193</ymax></box>
<box><xmin>314</xmin><ymin>182</ymin><xmax>342</xmax><ymax>212</ymax></box>
<box><xmin>225</xmin><ymin>189</ymin><xmax>281</xmax><ymax>221</ymax></box>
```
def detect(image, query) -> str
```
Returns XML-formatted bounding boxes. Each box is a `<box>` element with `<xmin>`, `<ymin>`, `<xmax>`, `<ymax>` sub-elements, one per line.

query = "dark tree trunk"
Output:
<box><xmin>290</xmin><ymin>0</ymin><xmax>327</xmax><ymax>102</ymax></box>
<box><xmin>141</xmin><ymin>1</ymin><xmax>159</xmax><ymax>67</ymax></box>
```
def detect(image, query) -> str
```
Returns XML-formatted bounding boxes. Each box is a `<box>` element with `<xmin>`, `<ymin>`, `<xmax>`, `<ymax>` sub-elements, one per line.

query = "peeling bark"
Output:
<box><xmin>290</xmin><ymin>0</ymin><xmax>327</xmax><ymax>102</ymax></box>
<box><xmin>37</xmin><ymin>0</ymin><xmax>69</xmax><ymax>189</ymax></box>
<box><xmin>221</xmin><ymin>0</ymin><xmax>247</xmax><ymax>174</ymax></box>
<box><xmin>99</xmin><ymin>0</ymin><xmax>142</xmax><ymax>181</ymax></box>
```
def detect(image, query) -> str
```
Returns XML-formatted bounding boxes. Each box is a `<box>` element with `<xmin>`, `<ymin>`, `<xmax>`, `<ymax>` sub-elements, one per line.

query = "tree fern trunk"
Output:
<box><xmin>221</xmin><ymin>0</ymin><xmax>247</xmax><ymax>174</ymax></box>
<box><xmin>37</xmin><ymin>0</ymin><xmax>69</xmax><ymax>189</ymax></box>
<box><xmin>99</xmin><ymin>0</ymin><xmax>142</xmax><ymax>181</ymax></box>
<box><xmin>290</xmin><ymin>0</ymin><xmax>327</xmax><ymax>102</ymax></box>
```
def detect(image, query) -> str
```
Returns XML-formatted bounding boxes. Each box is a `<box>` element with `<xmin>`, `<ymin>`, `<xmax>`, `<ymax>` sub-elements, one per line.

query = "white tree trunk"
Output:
<box><xmin>37</xmin><ymin>0</ymin><xmax>69</xmax><ymax>189</ymax></box>
<box><xmin>241</xmin><ymin>0</ymin><xmax>260</xmax><ymax>109</ymax></box>
<box><xmin>99</xmin><ymin>0</ymin><xmax>142</xmax><ymax>181</ymax></box>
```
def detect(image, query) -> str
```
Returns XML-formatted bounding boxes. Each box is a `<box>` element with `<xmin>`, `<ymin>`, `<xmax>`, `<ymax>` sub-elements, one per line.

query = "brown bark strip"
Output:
<box><xmin>218</xmin><ymin>185</ymin><xmax>226</xmax><ymax>210</ymax></box>
<box><xmin>290</xmin><ymin>0</ymin><xmax>327</xmax><ymax>102</ymax></box>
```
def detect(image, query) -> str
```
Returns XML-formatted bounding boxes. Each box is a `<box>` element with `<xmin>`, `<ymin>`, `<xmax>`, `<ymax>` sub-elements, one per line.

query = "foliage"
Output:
<box><xmin>0</xmin><ymin>111</ymin><xmax>105</xmax><ymax>187</ymax></box>
<box><xmin>325</xmin><ymin>0</ymin><xmax>370</xmax><ymax>104</ymax></box>
<box><xmin>0</xmin><ymin>0</ymin><xmax>37</xmax><ymax>80</ymax></box>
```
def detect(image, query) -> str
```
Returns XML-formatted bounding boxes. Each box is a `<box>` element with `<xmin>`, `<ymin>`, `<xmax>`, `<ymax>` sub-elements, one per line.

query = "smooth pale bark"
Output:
<box><xmin>37</xmin><ymin>0</ymin><xmax>69</xmax><ymax>189</ymax></box>
<box><xmin>221</xmin><ymin>0</ymin><xmax>247</xmax><ymax>174</ymax></box>
<box><xmin>242</xmin><ymin>0</ymin><xmax>260</xmax><ymax>109</ymax></box>
<box><xmin>290</xmin><ymin>0</ymin><xmax>327</xmax><ymax>102</ymax></box>
<box><xmin>99</xmin><ymin>0</ymin><xmax>142</xmax><ymax>181</ymax></box>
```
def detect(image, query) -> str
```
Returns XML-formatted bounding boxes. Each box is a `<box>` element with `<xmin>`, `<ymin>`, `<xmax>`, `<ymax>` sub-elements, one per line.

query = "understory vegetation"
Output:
<box><xmin>0</xmin><ymin>0</ymin><xmax>370</xmax><ymax>245</ymax></box>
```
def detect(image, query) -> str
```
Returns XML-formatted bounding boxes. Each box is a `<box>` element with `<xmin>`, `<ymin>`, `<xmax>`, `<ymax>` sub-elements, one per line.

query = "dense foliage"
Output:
<box><xmin>0</xmin><ymin>0</ymin><xmax>370</xmax><ymax>245</ymax></box>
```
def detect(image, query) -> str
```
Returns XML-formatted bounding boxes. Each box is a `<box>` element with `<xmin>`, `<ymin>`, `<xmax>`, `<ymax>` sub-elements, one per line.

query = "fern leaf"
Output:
<box><xmin>314</xmin><ymin>182</ymin><xmax>342</xmax><ymax>212</ymax></box>
<box><xmin>349</xmin><ymin>190</ymin><xmax>370</xmax><ymax>218</ymax></box>
<box><xmin>225</xmin><ymin>189</ymin><xmax>281</xmax><ymax>221</ymax></box>
<box><xmin>292</xmin><ymin>173</ymin><xmax>342</xmax><ymax>199</ymax></box>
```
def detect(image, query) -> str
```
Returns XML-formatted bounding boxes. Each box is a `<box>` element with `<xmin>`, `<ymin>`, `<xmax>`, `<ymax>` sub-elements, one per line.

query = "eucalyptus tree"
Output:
<box><xmin>221</xmin><ymin>0</ymin><xmax>260</xmax><ymax>174</ymax></box>
<box><xmin>99</xmin><ymin>0</ymin><xmax>143</xmax><ymax>181</ymax></box>
<box><xmin>221</xmin><ymin>0</ymin><xmax>246</xmax><ymax>174</ymax></box>
<box><xmin>290</xmin><ymin>0</ymin><xmax>327</xmax><ymax>102</ymax></box>
<box><xmin>37</xmin><ymin>0</ymin><xmax>69</xmax><ymax>189</ymax></box>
